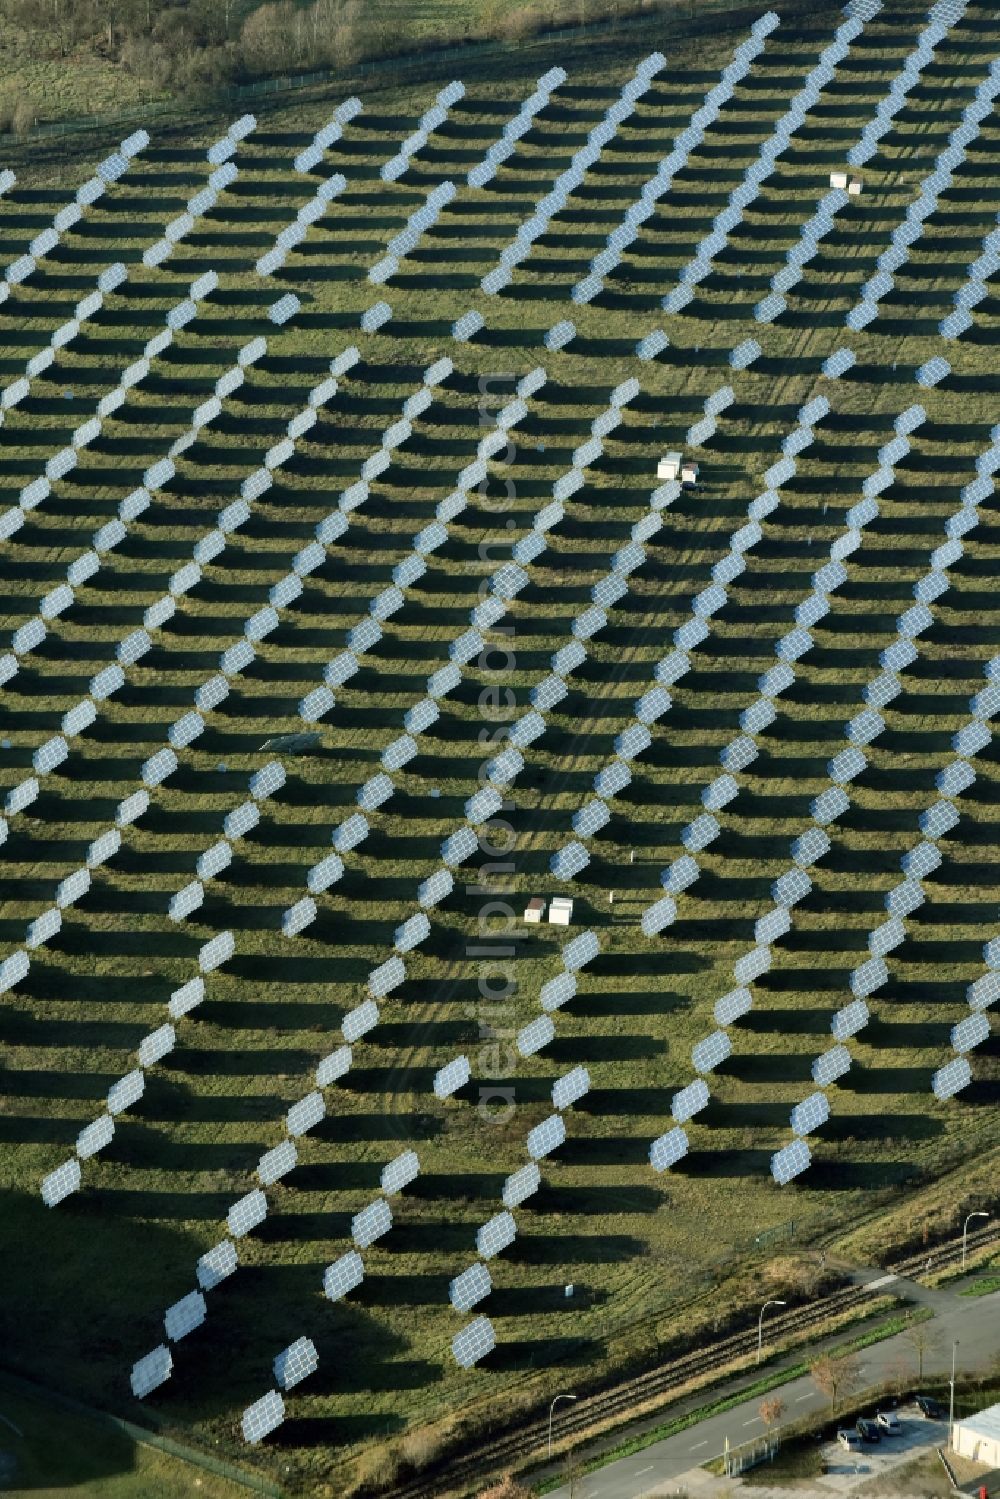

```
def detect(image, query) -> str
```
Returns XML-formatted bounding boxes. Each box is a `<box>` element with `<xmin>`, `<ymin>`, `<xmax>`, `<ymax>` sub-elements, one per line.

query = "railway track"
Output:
<box><xmin>391</xmin><ymin>1221</ymin><xmax>998</xmax><ymax>1499</ymax></box>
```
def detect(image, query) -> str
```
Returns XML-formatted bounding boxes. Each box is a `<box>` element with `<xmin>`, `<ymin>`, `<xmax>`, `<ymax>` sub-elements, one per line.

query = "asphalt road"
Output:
<box><xmin>542</xmin><ymin>1280</ymin><xmax>998</xmax><ymax>1499</ymax></box>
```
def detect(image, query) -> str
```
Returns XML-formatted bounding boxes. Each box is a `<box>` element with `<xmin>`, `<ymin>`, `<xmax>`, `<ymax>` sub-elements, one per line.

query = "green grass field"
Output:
<box><xmin>0</xmin><ymin>1382</ymin><xmax>254</xmax><ymax>1498</ymax></box>
<box><xmin>0</xmin><ymin>2</ymin><xmax>998</xmax><ymax>1494</ymax></box>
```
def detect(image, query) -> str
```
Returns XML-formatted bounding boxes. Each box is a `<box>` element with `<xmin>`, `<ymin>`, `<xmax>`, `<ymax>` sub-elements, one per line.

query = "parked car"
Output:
<box><xmin>838</xmin><ymin>1428</ymin><xmax>862</xmax><ymax>1451</ymax></box>
<box><xmin>857</xmin><ymin>1418</ymin><xmax>881</xmax><ymax>1443</ymax></box>
<box><xmin>916</xmin><ymin>1395</ymin><xmax>945</xmax><ymax>1420</ymax></box>
<box><xmin>877</xmin><ymin>1411</ymin><xmax>902</xmax><ymax>1434</ymax></box>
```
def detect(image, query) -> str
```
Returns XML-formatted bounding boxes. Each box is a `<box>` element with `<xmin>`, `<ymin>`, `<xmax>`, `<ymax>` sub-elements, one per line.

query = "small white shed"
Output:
<box><xmin>524</xmin><ymin>897</ymin><xmax>546</xmax><ymax>923</ymax></box>
<box><xmin>830</xmin><ymin>170</ymin><xmax>848</xmax><ymax>189</ymax></box>
<box><xmin>681</xmin><ymin>461</ymin><xmax>699</xmax><ymax>485</ymax></box>
<box><xmin>657</xmin><ymin>451</ymin><xmax>682</xmax><ymax>481</ymax></box>
<box><xmin>549</xmin><ymin>896</ymin><xmax>573</xmax><ymax>926</ymax></box>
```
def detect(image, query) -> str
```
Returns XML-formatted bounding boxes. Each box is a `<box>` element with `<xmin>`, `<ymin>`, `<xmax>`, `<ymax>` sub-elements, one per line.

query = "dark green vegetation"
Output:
<box><xmin>0</xmin><ymin>1378</ymin><xmax>254</xmax><ymax>1498</ymax></box>
<box><xmin>0</xmin><ymin>0</ymin><xmax>712</xmax><ymax>132</ymax></box>
<box><xmin>0</xmin><ymin>3</ymin><xmax>998</xmax><ymax>1495</ymax></box>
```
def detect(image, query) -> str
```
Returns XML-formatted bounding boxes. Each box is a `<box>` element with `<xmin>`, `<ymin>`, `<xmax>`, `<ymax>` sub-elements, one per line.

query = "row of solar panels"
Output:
<box><xmin>446</xmin><ymin>932</ymin><xmax>603</xmax><ymax>1368</ymax></box>
<box><xmin>664</xmin><ymin>2</ymin><xmax>878</xmax><ymax>317</ymax></box>
<box><xmin>647</xmin><ymin>433</ymin><xmax>1000</xmax><ymax>1186</ymax></box>
<box><xmin>571</xmin><ymin>24</ymin><xmax>776</xmax><ymax>306</ymax></box>
<box><xmin>547</xmin><ymin>385</ymin><xmax>842</xmax><ymax>878</ymax></box>
<box><xmin>31</xmin><ymin>364</ymin><xmax>564</xmax><ymax>1209</ymax></box>
<box><xmin>845</xmin><ymin>63</ymin><xmax>1000</xmax><ymax>334</ymax></box>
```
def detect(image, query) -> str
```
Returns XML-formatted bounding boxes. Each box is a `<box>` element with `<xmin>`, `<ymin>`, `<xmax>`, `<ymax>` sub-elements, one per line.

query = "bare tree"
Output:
<box><xmin>760</xmin><ymin>1395</ymin><xmax>785</xmax><ymax>1435</ymax></box>
<box><xmin>905</xmin><ymin>1322</ymin><xmax>940</xmax><ymax>1385</ymax></box>
<box><xmin>477</xmin><ymin>1476</ymin><xmax>533</xmax><ymax>1499</ymax></box>
<box><xmin>810</xmin><ymin>1352</ymin><xmax>863</xmax><ymax>1417</ymax></box>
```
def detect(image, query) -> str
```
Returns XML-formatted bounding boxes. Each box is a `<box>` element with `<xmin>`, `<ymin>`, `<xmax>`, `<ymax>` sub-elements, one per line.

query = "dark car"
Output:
<box><xmin>916</xmin><ymin>1396</ymin><xmax>945</xmax><ymax>1420</ymax></box>
<box><xmin>857</xmin><ymin>1418</ymin><xmax>881</xmax><ymax>1443</ymax></box>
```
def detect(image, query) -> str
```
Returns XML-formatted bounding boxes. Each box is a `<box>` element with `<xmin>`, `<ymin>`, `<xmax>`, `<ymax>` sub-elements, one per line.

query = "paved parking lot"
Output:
<box><xmin>809</xmin><ymin>1406</ymin><xmax>950</xmax><ymax>1493</ymax></box>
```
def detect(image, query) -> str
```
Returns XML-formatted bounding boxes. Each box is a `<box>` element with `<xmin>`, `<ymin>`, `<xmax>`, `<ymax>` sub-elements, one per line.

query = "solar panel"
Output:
<box><xmin>83</xmin><ymin>827</ymin><xmax>120</xmax><ymax>871</ymax></box>
<box><xmin>221</xmin><ymin>638</ymin><xmax>255</xmax><ymax>677</ymax></box>
<box><xmin>331</xmin><ymin>811</ymin><xmax>368</xmax><ymax>854</ymax></box>
<box><xmin>517</xmin><ymin>1015</ymin><xmax>555</xmax><ymax>1057</ymax></box>
<box><xmin>549</xmin><ymin>1066</ymin><xmax>588</xmax><ymax>1114</ymax></box>
<box><xmin>788</xmin><ymin>1089</ymin><xmax>830</xmax><ymax>1138</ymax></box>
<box><xmin>562</xmin><ymin>930</ymin><xmax>600</xmax><ymax>972</ymax></box>
<box><xmin>828</xmin><ymin>746</ymin><xmax>868</xmax><ymax>785</ymax></box>
<box><xmin>419</xmin><ymin>868</ymin><xmax>454</xmax><ymax>908</ymax></box>
<box><xmin>452</xmin><ymin>310</ymin><xmax>484</xmax><ymax>343</ymax></box>
<box><xmin>137</xmin><ymin>1021</ymin><xmax>176</xmax><ymax>1067</ymax></box>
<box><xmin>368</xmin><ymin>957</ymin><xmax>405</xmax><ymax>1000</ymax></box>
<box><xmin>352</xmin><ymin>1198</ymin><xmax>392</xmax><ymax>1249</ymax></box>
<box><xmin>169</xmin><ymin>882</ymin><xmax>204</xmax><ymax>923</ymax></box>
<box><xmin>573</xmin><ymin>800</ymin><xmax>610</xmax><ymax>840</ymax></box>
<box><xmin>103</xmin><ymin>1067</ymin><xmax>144</xmax><ymax>1119</ymax></box>
<box><xmin>637</xmin><ymin>329</ymin><xmax>669</xmax><ymax>362</ymax></box>
<box><xmin>324</xmin><ymin>1249</ymin><xmax>365</xmax><ymax>1302</ymax></box>
<box><xmin>649</xmin><ymin>1126</ymin><xmax>688</xmax><ymax>1172</ymax></box>
<box><xmin>450</xmin><ymin>1261</ymin><xmax>493</xmax><ymax>1313</ymax></box>
<box><xmin>740</xmin><ymin>697</ymin><xmax>777</xmax><ymax>736</ymax></box>
<box><xmin>933</xmin><ymin>756</ymin><xmax>976</xmax><ymax>804</ymax></box>
<box><xmin>735</xmin><ymin>944</ymin><xmax>772</xmax><ymax>984</ymax></box>
<box><xmin>193</xmin><ymin>1239</ymin><xmax>237</xmax><ymax>1293</ymax></box>
<box><xmin>691</xmin><ymin>1030</ymin><xmax>732</xmax><ymax>1075</ymax></box>
<box><xmin>242</xmin><ymin>1390</ymin><xmax>285</xmax><ymax>1446</ymax></box>
<box><xmin>883</xmin><ymin>877</ymin><xmax>924</xmax><ymax>919</ymax></box>
<box><xmin>953</xmin><ymin>1007</ymin><xmax>989</xmax><ymax>1055</ymax></box>
<box><xmin>165</xmin><ymin>1289</ymin><xmax>207</xmax><ymax>1343</ymax></box>
<box><xmin>662</xmin><ymin>853</ymin><xmax>700</xmax><ymax>895</ymax></box>
<box><xmin>228</xmin><ymin>1188</ymin><xmax>267</xmax><ymax>1238</ymax></box>
<box><xmin>616</xmin><ymin>723</ymin><xmax>652</xmax><ymax>760</ymax></box>
<box><xmin>221</xmin><ymin>802</ymin><xmax>258</xmax><ymax>844</ymax></box>
<box><xmin>477</xmin><ymin>1211</ymin><xmax>516</xmax><ymax>1260</ymax></box>
<box><xmin>851</xmin><ymin>956</ymin><xmax>888</xmax><ymax>999</ymax></box>
<box><xmin>73</xmin><ymin>1111</ymin><xmax>114</xmax><ymax>1160</ymax></box>
<box><xmin>551</xmin><ymin>841</ymin><xmax>590</xmax><ymax>880</ymax></box>
<box><xmin>442</xmin><ymin>827</ymin><xmax>479</xmax><ymax>868</ymax></box>
<box><xmin>116</xmin><ymin>788</ymin><xmax>150</xmax><ymax>829</ymax></box>
<box><xmin>434</xmin><ymin>1055</ymin><xmax>471</xmax><ymax>1099</ymax></box>
<box><xmin>453</xmin><ymin>1316</ymin><xmax>496</xmax><ymax>1368</ymax></box>
<box><xmin>955</xmin><ymin>720</ymin><xmax>992</xmax><ymax>758</ymax></box>
<box><xmin>257</xmin><ymin>1139</ymin><xmax>297</xmax><ymax>1186</ymax></box>
<box><xmin>671</xmin><ymin>1079</ymin><xmax>710</xmax><ymax>1122</ymax></box>
<box><xmin>540</xmin><ymin>972</ymin><xmax>577</xmax><ymax>1012</ymax></box>
<box><xmin>271</xmin><ymin>1337</ymin><xmax>319</xmax><ymax>1394</ymax></box>
<box><xmin>932</xmin><ymin>1055</ymin><xmax>972</xmax><ymax>1100</ymax></box>
<box><xmin>711</xmin><ymin>984</ymin><xmax>751</xmax><ymax>1028</ymax></box>
<box><xmin>486</xmin><ymin>746</ymin><xmax>524</xmax><ymax>787</ymax></box>
<box><xmin>527</xmin><ymin>1113</ymin><xmax>566</xmax><ymax>1160</ymax></box>
<box><xmin>771</xmin><ymin>1138</ymin><xmax>810</xmax><ymax>1185</ymax></box>
<box><xmin>679</xmin><ymin>813</ymin><xmax>717</xmax><ymax>853</ymax></box>
<box><xmin>923</xmin><ymin>797</ymin><xmax>959</xmax><ymax>845</ymax></box>
<box><xmin>894</xmin><ymin>848</ymin><xmax>939</xmax><ymax>895</ymax></box>
<box><xmin>572</xmin><ymin>605</ymin><xmax>607</xmax><ymax>641</ymax></box>
<box><xmin>532</xmin><ymin>675</ymin><xmax>568</xmax><ymax>714</ymax></box>
<box><xmin>286</xmin><ymin>1090</ymin><xmax>326</xmax><ymax>1136</ymax></box>
<box><xmin>972</xmin><ymin>683</ymin><xmax>1000</xmax><ymax>722</ymax></box>
<box><xmin>755</xmin><ymin>906</ymin><xmax>791</xmax><ymax>947</ymax></box>
<box><xmin>916</xmin><ymin>356</ymin><xmax>950</xmax><ymax>388</ymax></box>
<box><xmin>131</xmin><ymin>1345</ymin><xmax>173</xmax><ymax>1399</ymax></box>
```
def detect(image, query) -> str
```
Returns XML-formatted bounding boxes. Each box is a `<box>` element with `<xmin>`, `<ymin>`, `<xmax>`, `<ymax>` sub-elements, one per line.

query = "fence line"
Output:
<box><xmin>0</xmin><ymin>0</ymin><xmax>826</xmax><ymax>152</ymax></box>
<box><xmin>0</xmin><ymin>1367</ymin><xmax>281</xmax><ymax>1496</ymax></box>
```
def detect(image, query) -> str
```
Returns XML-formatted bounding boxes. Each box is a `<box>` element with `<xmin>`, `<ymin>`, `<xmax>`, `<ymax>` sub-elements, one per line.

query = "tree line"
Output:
<box><xmin>1</xmin><ymin>0</ymin><xmax>661</xmax><ymax>131</ymax></box>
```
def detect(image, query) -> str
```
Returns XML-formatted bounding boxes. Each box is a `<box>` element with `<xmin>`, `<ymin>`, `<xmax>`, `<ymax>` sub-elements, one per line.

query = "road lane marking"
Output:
<box><xmin>690</xmin><ymin>1439</ymin><xmax>708</xmax><ymax>1450</ymax></box>
<box><xmin>635</xmin><ymin>1465</ymin><xmax>654</xmax><ymax>1475</ymax></box>
<box><xmin>743</xmin><ymin>1416</ymin><xmax>763</xmax><ymax>1426</ymax></box>
<box><xmin>866</xmin><ymin>1273</ymin><xmax>899</xmax><ymax>1290</ymax></box>
<box><xmin>796</xmin><ymin>1393</ymin><xmax>814</xmax><ymax>1402</ymax></box>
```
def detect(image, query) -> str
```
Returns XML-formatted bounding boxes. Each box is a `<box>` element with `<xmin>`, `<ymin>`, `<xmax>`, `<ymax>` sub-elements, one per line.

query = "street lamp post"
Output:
<box><xmin>757</xmin><ymin>1299</ymin><xmax>787</xmax><ymax>1365</ymax></box>
<box><xmin>962</xmin><ymin>1211</ymin><xmax>989</xmax><ymax>1271</ymax></box>
<box><xmin>949</xmin><ymin>1340</ymin><xmax>959</xmax><ymax>1450</ymax></box>
<box><xmin>548</xmin><ymin>1393</ymin><xmax>578</xmax><ymax>1459</ymax></box>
